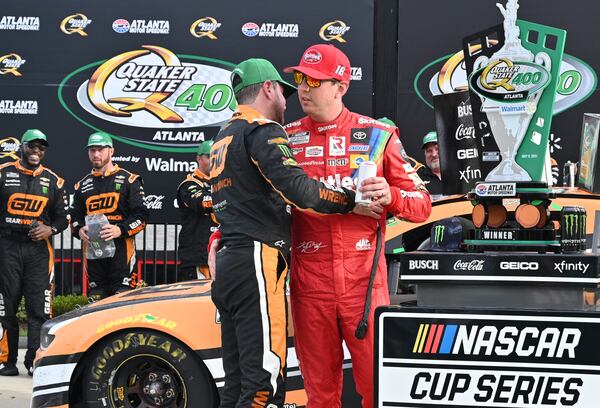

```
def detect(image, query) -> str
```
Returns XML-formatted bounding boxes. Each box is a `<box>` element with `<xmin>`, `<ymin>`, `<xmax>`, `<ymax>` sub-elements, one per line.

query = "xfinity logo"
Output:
<box><xmin>457</xmin><ymin>148</ymin><xmax>478</xmax><ymax>160</ymax></box>
<box><xmin>408</xmin><ymin>260</ymin><xmax>439</xmax><ymax>270</ymax></box>
<box><xmin>453</xmin><ymin>260</ymin><xmax>484</xmax><ymax>271</ymax></box>
<box><xmin>459</xmin><ymin>166</ymin><xmax>481</xmax><ymax>183</ymax></box>
<box><xmin>500</xmin><ymin>261</ymin><xmax>538</xmax><ymax>270</ymax></box>
<box><xmin>554</xmin><ymin>261</ymin><xmax>590</xmax><ymax>274</ymax></box>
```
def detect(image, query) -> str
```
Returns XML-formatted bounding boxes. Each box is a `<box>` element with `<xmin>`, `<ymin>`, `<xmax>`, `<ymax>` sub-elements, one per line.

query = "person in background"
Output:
<box><xmin>176</xmin><ymin>139</ymin><xmax>217</xmax><ymax>280</ymax></box>
<box><xmin>71</xmin><ymin>132</ymin><xmax>148</xmax><ymax>300</ymax></box>
<box><xmin>0</xmin><ymin>129</ymin><xmax>68</xmax><ymax>376</ymax></box>
<box><xmin>283</xmin><ymin>44</ymin><xmax>431</xmax><ymax>408</ymax></box>
<box><xmin>416</xmin><ymin>131</ymin><xmax>443</xmax><ymax>195</ymax></box>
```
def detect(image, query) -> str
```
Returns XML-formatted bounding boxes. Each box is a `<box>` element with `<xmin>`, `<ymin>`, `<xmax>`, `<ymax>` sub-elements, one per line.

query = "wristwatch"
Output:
<box><xmin>50</xmin><ymin>226</ymin><xmax>58</xmax><ymax>235</ymax></box>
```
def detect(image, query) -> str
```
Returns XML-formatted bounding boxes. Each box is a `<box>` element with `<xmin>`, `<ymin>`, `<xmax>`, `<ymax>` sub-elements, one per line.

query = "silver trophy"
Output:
<box><xmin>471</xmin><ymin>0</ymin><xmax>551</xmax><ymax>181</ymax></box>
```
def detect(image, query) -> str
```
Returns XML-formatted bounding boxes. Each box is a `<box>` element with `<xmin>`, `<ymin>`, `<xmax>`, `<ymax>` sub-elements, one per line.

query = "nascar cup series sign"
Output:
<box><xmin>376</xmin><ymin>309</ymin><xmax>600</xmax><ymax>408</ymax></box>
<box><xmin>60</xmin><ymin>45</ymin><xmax>236</xmax><ymax>151</ymax></box>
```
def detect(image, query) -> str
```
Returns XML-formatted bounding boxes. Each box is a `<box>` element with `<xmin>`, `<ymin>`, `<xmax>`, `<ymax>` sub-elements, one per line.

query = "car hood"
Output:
<box><xmin>50</xmin><ymin>280</ymin><xmax>212</xmax><ymax>324</ymax></box>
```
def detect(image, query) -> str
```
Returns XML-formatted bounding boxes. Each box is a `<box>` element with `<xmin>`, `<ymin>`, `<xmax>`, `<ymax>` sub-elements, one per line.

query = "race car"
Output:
<box><xmin>32</xmin><ymin>188</ymin><xmax>599</xmax><ymax>408</ymax></box>
<box><xmin>31</xmin><ymin>280</ymin><xmax>358</xmax><ymax>408</ymax></box>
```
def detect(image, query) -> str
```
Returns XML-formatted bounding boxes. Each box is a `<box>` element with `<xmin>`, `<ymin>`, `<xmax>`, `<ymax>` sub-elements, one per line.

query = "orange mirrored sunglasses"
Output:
<box><xmin>293</xmin><ymin>71</ymin><xmax>336</xmax><ymax>88</ymax></box>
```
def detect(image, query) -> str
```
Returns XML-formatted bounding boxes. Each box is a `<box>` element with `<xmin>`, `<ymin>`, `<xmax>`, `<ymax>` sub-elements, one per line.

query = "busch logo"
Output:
<box><xmin>433</xmin><ymin>225</ymin><xmax>445</xmax><ymax>245</ymax></box>
<box><xmin>457</xmin><ymin>102</ymin><xmax>472</xmax><ymax>118</ymax></box>
<box><xmin>408</xmin><ymin>259</ymin><xmax>439</xmax><ymax>270</ymax></box>
<box><xmin>453</xmin><ymin>260</ymin><xmax>485</xmax><ymax>271</ymax></box>
<box><xmin>144</xmin><ymin>194</ymin><xmax>164</xmax><ymax>209</ymax></box>
<box><xmin>86</xmin><ymin>192</ymin><xmax>120</xmax><ymax>214</ymax></box>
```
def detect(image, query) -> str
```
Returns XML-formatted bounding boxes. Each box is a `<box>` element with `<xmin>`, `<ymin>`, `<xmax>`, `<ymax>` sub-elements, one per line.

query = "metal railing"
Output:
<box><xmin>53</xmin><ymin>223</ymin><xmax>185</xmax><ymax>296</ymax></box>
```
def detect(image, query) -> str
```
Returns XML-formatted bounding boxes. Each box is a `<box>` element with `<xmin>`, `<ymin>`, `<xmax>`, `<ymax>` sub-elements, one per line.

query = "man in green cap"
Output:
<box><xmin>71</xmin><ymin>132</ymin><xmax>149</xmax><ymax>299</ymax></box>
<box><xmin>209</xmin><ymin>58</ymin><xmax>357</xmax><ymax>407</ymax></box>
<box><xmin>0</xmin><ymin>129</ymin><xmax>68</xmax><ymax>376</ymax></box>
<box><xmin>176</xmin><ymin>139</ymin><xmax>217</xmax><ymax>280</ymax></box>
<box><xmin>417</xmin><ymin>131</ymin><xmax>443</xmax><ymax>195</ymax></box>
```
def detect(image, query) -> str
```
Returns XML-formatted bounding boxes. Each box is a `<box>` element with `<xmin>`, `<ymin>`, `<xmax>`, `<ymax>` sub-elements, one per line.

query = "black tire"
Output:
<box><xmin>81</xmin><ymin>329</ymin><xmax>217</xmax><ymax>407</ymax></box>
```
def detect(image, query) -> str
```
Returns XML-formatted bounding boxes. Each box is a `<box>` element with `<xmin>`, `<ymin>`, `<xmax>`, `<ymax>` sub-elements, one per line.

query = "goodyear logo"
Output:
<box><xmin>190</xmin><ymin>17</ymin><xmax>221</xmax><ymax>39</ymax></box>
<box><xmin>60</xmin><ymin>13</ymin><xmax>93</xmax><ymax>36</ymax></box>
<box><xmin>319</xmin><ymin>20</ymin><xmax>350</xmax><ymax>43</ymax></box>
<box><xmin>71</xmin><ymin>46</ymin><xmax>236</xmax><ymax>137</ymax></box>
<box><xmin>416</xmin><ymin>44</ymin><xmax>597</xmax><ymax>115</ymax></box>
<box><xmin>86</xmin><ymin>192</ymin><xmax>120</xmax><ymax>214</ymax></box>
<box><xmin>413</xmin><ymin>323</ymin><xmax>580</xmax><ymax>358</ymax></box>
<box><xmin>7</xmin><ymin>193</ymin><xmax>48</xmax><ymax>217</ymax></box>
<box><xmin>0</xmin><ymin>53</ymin><xmax>26</xmax><ymax>76</ymax></box>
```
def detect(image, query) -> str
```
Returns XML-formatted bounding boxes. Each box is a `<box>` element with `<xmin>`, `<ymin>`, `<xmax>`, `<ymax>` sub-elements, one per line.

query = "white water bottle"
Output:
<box><xmin>355</xmin><ymin>161</ymin><xmax>377</xmax><ymax>204</ymax></box>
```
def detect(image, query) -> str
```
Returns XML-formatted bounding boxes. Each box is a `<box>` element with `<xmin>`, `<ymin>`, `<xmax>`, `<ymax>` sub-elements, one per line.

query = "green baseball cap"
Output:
<box><xmin>197</xmin><ymin>140</ymin><xmax>214</xmax><ymax>156</ymax></box>
<box><xmin>377</xmin><ymin>117</ymin><xmax>396</xmax><ymax>128</ymax></box>
<box><xmin>231</xmin><ymin>58</ymin><xmax>297</xmax><ymax>98</ymax></box>
<box><xmin>86</xmin><ymin>132</ymin><xmax>113</xmax><ymax>148</ymax></box>
<box><xmin>421</xmin><ymin>131</ymin><xmax>438</xmax><ymax>149</ymax></box>
<box><xmin>21</xmin><ymin>129</ymin><xmax>49</xmax><ymax>146</ymax></box>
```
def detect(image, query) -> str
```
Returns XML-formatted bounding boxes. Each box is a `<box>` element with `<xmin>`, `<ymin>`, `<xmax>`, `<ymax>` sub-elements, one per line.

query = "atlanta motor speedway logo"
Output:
<box><xmin>73</xmin><ymin>45</ymin><xmax>235</xmax><ymax>131</ymax></box>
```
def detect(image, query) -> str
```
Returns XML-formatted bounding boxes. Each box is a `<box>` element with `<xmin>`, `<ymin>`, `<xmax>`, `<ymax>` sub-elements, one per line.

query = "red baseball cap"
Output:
<box><xmin>284</xmin><ymin>44</ymin><xmax>351</xmax><ymax>82</ymax></box>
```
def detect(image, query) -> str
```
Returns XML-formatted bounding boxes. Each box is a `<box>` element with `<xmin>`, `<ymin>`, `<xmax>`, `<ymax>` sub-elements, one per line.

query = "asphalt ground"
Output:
<box><xmin>0</xmin><ymin>343</ymin><xmax>32</xmax><ymax>408</ymax></box>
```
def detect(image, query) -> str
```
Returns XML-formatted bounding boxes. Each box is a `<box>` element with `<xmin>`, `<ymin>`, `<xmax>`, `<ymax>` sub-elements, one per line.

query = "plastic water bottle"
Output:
<box><xmin>85</xmin><ymin>214</ymin><xmax>116</xmax><ymax>259</ymax></box>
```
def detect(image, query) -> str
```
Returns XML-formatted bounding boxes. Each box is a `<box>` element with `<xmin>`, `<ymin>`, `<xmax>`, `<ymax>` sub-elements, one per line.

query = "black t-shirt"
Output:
<box><xmin>417</xmin><ymin>165</ymin><xmax>443</xmax><ymax>195</ymax></box>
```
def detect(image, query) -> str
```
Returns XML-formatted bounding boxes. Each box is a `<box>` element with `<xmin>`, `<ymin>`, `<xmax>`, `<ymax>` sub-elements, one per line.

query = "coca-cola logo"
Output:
<box><xmin>453</xmin><ymin>259</ymin><xmax>485</xmax><ymax>271</ymax></box>
<box><xmin>455</xmin><ymin>123</ymin><xmax>475</xmax><ymax>141</ymax></box>
<box><xmin>303</xmin><ymin>49</ymin><xmax>322</xmax><ymax>64</ymax></box>
<box><xmin>144</xmin><ymin>194</ymin><xmax>165</xmax><ymax>210</ymax></box>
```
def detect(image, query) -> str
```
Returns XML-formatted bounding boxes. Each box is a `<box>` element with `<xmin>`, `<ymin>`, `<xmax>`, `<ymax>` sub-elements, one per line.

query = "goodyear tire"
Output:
<box><xmin>82</xmin><ymin>330</ymin><xmax>217</xmax><ymax>407</ymax></box>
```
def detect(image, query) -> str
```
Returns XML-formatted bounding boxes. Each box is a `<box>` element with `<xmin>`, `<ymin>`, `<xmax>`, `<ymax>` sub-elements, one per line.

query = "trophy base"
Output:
<box><xmin>485</xmin><ymin>161</ymin><xmax>532</xmax><ymax>182</ymax></box>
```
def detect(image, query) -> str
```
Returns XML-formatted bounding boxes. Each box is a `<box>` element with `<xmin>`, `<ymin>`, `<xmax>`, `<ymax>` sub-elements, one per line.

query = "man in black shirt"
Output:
<box><xmin>71</xmin><ymin>132</ymin><xmax>148</xmax><ymax>300</ymax></box>
<box><xmin>417</xmin><ymin>131</ymin><xmax>444</xmax><ymax>195</ymax></box>
<box><xmin>176</xmin><ymin>140</ymin><xmax>217</xmax><ymax>280</ymax></box>
<box><xmin>0</xmin><ymin>129</ymin><xmax>68</xmax><ymax>376</ymax></box>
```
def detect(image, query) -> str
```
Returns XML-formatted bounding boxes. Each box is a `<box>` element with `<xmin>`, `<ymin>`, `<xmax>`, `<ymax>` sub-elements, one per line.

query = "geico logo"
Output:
<box><xmin>7</xmin><ymin>193</ymin><xmax>48</xmax><ymax>217</ymax></box>
<box><xmin>86</xmin><ymin>193</ymin><xmax>120</xmax><ymax>213</ymax></box>
<box><xmin>409</xmin><ymin>259</ymin><xmax>439</xmax><ymax>270</ymax></box>
<box><xmin>437</xmin><ymin>325</ymin><xmax>581</xmax><ymax>358</ymax></box>
<box><xmin>500</xmin><ymin>261</ymin><xmax>539</xmax><ymax>270</ymax></box>
<box><xmin>91</xmin><ymin>332</ymin><xmax>186</xmax><ymax>381</ymax></box>
<box><xmin>457</xmin><ymin>148</ymin><xmax>478</xmax><ymax>159</ymax></box>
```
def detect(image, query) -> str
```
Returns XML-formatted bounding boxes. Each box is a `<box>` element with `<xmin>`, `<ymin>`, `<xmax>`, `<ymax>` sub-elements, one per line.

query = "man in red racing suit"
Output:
<box><xmin>284</xmin><ymin>44</ymin><xmax>432</xmax><ymax>407</ymax></box>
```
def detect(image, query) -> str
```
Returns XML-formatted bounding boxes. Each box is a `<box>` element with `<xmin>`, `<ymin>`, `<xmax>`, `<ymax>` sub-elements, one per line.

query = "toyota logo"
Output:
<box><xmin>353</xmin><ymin>131</ymin><xmax>367</xmax><ymax>140</ymax></box>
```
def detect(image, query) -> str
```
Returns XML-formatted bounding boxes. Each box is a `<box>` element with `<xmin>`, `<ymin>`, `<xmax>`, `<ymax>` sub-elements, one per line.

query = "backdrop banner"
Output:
<box><xmin>0</xmin><ymin>0</ymin><xmax>374</xmax><ymax>222</ymax></box>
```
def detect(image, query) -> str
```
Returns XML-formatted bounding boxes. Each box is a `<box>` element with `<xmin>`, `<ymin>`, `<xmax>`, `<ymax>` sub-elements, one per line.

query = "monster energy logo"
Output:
<box><xmin>433</xmin><ymin>224</ymin><xmax>445</xmax><ymax>245</ymax></box>
<box><xmin>277</xmin><ymin>144</ymin><xmax>294</xmax><ymax>158</ymax></box>
<box><xmin>563</xmin><ymin>213</ymin><xmax>586</xmax><ymax>237</ymax></box>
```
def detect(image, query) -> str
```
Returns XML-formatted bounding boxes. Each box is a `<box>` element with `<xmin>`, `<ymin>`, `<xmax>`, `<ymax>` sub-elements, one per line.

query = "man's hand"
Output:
<box><xmin>79</xmin><ymin>225</ymin><xmax>91</xmax><ymax>243</ymax></box>
<box><xmin>28</xmin><ymin>222</ymin><xmax>53</xmax><ymax>241</ymax></box>
<box><xmin>99</xmin><ymin>224</ymin><xmax>122</xmax><ymax>241</ymax></box>
<box><xmin>208</xmin><ymin>238</ymin><xmax>219</xmax><ymax>279</ymax></box>
<box><xmin>352</xmin><ymin>202</ymin><xmax>383</xmax><ymax>219</ymax></box>
<box><xmin>359</xmin><ymin>176</ymin><xmax>392</xmax><ymax>206</ymax></box>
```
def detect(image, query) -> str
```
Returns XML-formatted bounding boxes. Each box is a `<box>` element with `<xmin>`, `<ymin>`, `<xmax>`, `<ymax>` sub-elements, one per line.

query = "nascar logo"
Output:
<box><xmin>412</xmin><ymin>323</ymin><xmax>580</xmax><ymax>358</ymax></box>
